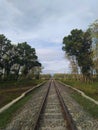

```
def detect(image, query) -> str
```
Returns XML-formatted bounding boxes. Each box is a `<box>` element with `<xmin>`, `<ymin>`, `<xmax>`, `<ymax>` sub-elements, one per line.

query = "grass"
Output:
<box><xmin>71</xmin><ymin>92</ymin><xmax>98</xmax><ymax>119</ymax></box>
<box><xmin>61</xmin><ymin>79</ymin><xmax>98</xmax><ymax>100</ymax></box>
<box><xmin>0</xmin><ymin>79</ymin><xmax>44</xmax><ymax>88</ymax></box>
<box><xmin>0</xmin><ymin>86</ymin><xmax>41</xmax><ymax>129</ymax></box>
<box><xmin>0</xmin><ymin>79</ymin><xmax>44</xmax><ymax>108</ymax></box>
<box><xmin>0</xmin><ymin>87</ymin><xmax>31</xmax><ymax>108</ymax></box>
<box><xmin>59</xmin><ymin>78</ymin><xmax>98</xmax><ymax>119</ymax></box>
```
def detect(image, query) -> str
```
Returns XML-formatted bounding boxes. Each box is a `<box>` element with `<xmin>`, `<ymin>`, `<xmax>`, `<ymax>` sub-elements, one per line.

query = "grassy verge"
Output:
<box><xmin>71</xmin><ymin>92</ymin><xmax>98</xmax><ymax>119</ymax></box>
<box><xmin>0</xmin><ymin>87</ymin><xmax>31</xmax><ymax>108</ymax></box>
<box><xmin>60</xmin><ymin>79</ymin><xmax>98</xmax><ymax>100</ymax></box>
<box><xmin>59</xmin><ymin>79</ymin><xmax>98</xmax><ymax>119</ymax></box>
<box><xmin>0</xmin><ymin>79</ymin><xmax>44</xmax><ymax>108</ymax></box>
<box><xmin>0</xmin><ymin>86</ymin><xmax>41</xmax><ymax>129</ymax></box>
<box><xmin>0</xmin><ymin>79</ymin><xmax>44</xmax><ymax>88</ymax></box>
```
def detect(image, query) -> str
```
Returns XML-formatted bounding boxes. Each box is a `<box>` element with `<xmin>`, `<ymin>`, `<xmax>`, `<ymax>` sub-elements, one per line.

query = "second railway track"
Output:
<box><xmin>34</xmin><ymin>79</ymin><xmax>77</xmax><ymax>130</ymax></box>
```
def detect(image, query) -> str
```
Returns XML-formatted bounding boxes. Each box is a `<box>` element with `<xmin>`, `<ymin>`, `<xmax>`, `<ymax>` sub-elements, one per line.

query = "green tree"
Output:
<box><xmin>0</xmin><ymin>34</ymin><xmax>12</xmax><ymax>79</ymax></box>
<box><xmin>0</xmin><ymin>34</ymin><xmax>42</xmax><ymax>80</ymax></box>
<box><xmin>63</xmin><ymin>29</ymin><xmax>93</xmax><ymax>81</ymax></box>
<box><xmin>90</xmin><ymin>20</ymin><xmax>98</xmax><ymax>75</ymax></box>
<box><xmin>16</xmin><ymin>42</ymin><xmax>41</xmax><ymax>79</ymax></box>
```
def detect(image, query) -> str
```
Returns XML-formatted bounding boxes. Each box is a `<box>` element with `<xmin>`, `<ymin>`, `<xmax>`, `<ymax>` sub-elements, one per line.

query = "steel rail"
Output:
<box><xmin>53</xmin><ymin>80</ymin><xmax>78</xmax><ymax>130</ymax></box>
<box><xmin>33</xmin><ymin>80</ymin><xmax>51</xmax><ymax>130</ymax></box>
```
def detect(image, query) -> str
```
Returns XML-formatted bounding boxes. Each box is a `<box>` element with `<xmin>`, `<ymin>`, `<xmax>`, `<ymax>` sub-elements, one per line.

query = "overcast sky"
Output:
<box><xmin>0</xmin><ymin>0</ymin><xmax>98</xmax><ymax>74</ymax></box>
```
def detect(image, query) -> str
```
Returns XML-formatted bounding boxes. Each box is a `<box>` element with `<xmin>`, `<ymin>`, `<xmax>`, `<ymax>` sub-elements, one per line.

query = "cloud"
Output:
<box><xmin>36</xmin><ymin>47</ymin><xmax>70</xmax><ymax>74</ymax></box>
<box><xmin>42</xmin><ymin>60</ymin><xmax>70</xmax><ymax>74</ymax></box>
<box><xmin>1</xmin><ymin>0</ymin><xmax>98</xmax><ymax>41</ymax></box>
<box><xmin>0</xmin><ymin>0</ymin><xmax>98</xmax><ymax>74</ymax></box>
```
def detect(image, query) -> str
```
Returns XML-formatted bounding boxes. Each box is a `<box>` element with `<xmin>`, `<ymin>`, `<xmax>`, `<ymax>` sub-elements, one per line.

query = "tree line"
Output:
<box><xmin>62</xmin><ymin>19</ymin><xmax>98</xmax><ymax>81</ymax></box>
<box><xmin>0</xmin><ymin>34</ymin><xmax>42</xmax><ymax>81</ymax></box>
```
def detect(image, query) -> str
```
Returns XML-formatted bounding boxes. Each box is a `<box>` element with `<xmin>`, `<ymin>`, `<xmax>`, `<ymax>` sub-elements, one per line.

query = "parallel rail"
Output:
<box><xmin>33</xmin><ymin>79</ymin><xmax>77</xmax><ymax>130</ymax></box>
<box><xmin>54</xmin><ymin>80</ymin><xmax>78</xmax><ymax>130</ymax></box>
<box><xmin>33</xmin><ymin>81</ymin><xmax>51</xmax><ymax>129</ymax></box>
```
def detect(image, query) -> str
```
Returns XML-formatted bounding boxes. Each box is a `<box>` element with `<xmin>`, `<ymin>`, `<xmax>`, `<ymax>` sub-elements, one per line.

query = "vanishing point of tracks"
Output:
<box><xmin>33</xmin><ymin>79</ymin><xmax>77</xmax><ymax>130</ymax></box>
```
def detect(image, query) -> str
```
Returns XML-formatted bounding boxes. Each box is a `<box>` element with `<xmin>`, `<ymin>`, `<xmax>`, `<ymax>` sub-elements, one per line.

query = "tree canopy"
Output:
<box><xmin>63</xmin><ymin>29</ymin><xmax>93</xmax><ymax>80</ymax></box>
<box><xmin>0</xmin><ymin>34</ymin><xmax>42</xmax><ymax>80</ymax></box>
<box><xmin>90</xmin><ymin>19</ymin><xmax>98</xmax><ymax>74</ymax></box>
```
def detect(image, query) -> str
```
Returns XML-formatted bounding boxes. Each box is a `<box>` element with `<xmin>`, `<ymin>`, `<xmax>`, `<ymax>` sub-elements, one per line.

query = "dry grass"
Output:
<box><xmin>61</xmin><ymin>79</ymin><xmax>98</xmax><ymax>100</ymax></box>
<box><xmin>0</xmin><ymin>79</ymin><xmax>44</xmax><ymax>108</ymax></box>
<box><xmin>0</xmin><ymin>86</ymin><xmax>32</xmax><ymax>108</ymax></box>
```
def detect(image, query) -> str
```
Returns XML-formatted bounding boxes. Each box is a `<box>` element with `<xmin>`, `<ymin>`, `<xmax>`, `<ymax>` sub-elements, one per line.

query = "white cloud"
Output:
<box><xmin>0</xmin><ymin>0</ymin><xmax>98</xmax><ymax>74</ymax></box>
<box><xmin>42</xmin><ymin>60</ymin><xmax>70</xmax><ymax>74</ymax></box>
<box><xmin>36</xmin><ymin>47</ymin><xmax>70</xmax><ymax>74</ymax></box>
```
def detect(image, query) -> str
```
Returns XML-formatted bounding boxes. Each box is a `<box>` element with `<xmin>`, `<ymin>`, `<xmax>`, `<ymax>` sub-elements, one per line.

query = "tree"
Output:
<box><xmin>90</xmin><ymin>20</ymin><xmax>98</xmax><ymax>75</ymax></box>
<box><xmin>16</xmin><ymin>42</ymin><xmax>42</xmax><ymax>79</ymax></box>
<box><xmin>0</xmin><ymin>34</ymin><xmax>12</xmax><ymax>79</ymax></box>
<box><xmin>66</xmin><ymin>55</ymin><xmax>79</xmax><ymax>75</ymax></box>
<box><xmin>63</xmin><ymin>29</ymin><xmax>93</xmax><ymax>81</ymax></box>
<box><xmin>0</xmin><ymin>34</ymin><xmax>42</xmax><ymax>80</ymax></box>
<box><xmin>90</xmin><ymin>19</ymin><xmax>98</xmax><ymax>38</ymax></box>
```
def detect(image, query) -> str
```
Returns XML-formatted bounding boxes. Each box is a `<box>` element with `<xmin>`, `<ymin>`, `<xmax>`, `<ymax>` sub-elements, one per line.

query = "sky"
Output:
<box><xmin>0</xmin><ymin>0</ymin><xmax>98</xmax><ymax>74</ymax></box>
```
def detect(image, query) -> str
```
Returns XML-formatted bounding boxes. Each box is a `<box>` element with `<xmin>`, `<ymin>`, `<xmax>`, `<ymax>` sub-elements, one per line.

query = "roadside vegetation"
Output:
<box><xmin>71</xmin><ymin>92</ymin><xmax>98</xmax><ymax>119</ymax></box>
<box><xmin>0</xmin><ymin>79</ymin><xmax>44</xmax><ymax>108</ymax></box>
<box><xmin>0</xmin><ymin>86</ymin><xmax>42</xmax><ymax>129</ymax></box>
<box><xmin>63</xmin><ymin>76</ymin><xmax>98</xmax><ymax>100</ymax></box>
<box><xmin>54</xmin><ymin>74</ymin><xmax>98</xmax><ymax>100</ymax></box>
<box><xmin>0</xmin><ymin>73</ymin><xmax>51</xmax><ymax>108</ymax></box>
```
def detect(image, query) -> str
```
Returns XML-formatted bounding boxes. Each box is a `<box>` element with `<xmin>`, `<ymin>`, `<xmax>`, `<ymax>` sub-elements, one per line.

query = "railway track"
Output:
<box><xmin>34</xmin><ymin>79</ymin><xmax>77</xmax><ymax>130</ymax></box>
<box><xmin>5</xmin><ymin>79</ymin><xmax>97</xmax><ymax>130</ymax></box>
<box><xmin>4</xmin><ymin>80</ymin><xmax>77</xmax><ymax>130</ymax></box>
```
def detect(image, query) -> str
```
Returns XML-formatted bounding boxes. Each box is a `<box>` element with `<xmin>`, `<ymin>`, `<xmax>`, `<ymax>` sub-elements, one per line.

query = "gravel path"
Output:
<box><xmin>3</xmin><ymin>82</ymin><xmax>50</xmax><ymax>130</ymax></box>
<box><xmin>56</xmin><ymin>81</ymin><xmax>98</xmax><ymax>130</ymax></box>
